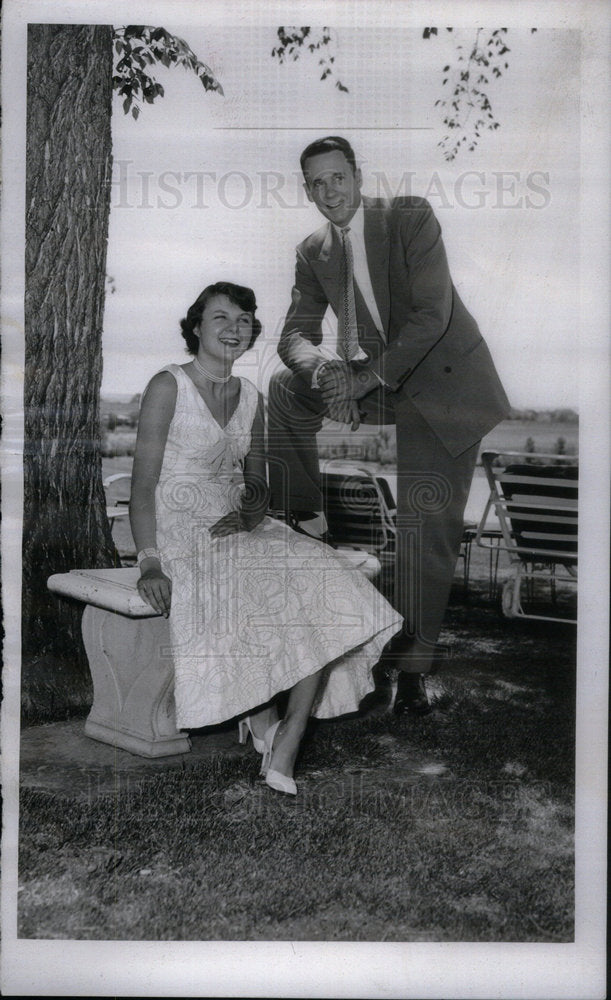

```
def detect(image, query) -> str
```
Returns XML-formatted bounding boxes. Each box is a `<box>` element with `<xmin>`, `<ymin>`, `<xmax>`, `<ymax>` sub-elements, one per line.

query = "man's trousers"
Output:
<box><xmin>267</xmin><ymin>368</ymin><xmax>478</xmax><ymax>674</ymax></box>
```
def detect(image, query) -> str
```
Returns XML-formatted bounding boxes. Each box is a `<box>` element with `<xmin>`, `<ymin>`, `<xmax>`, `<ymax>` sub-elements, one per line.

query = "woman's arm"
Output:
<box><xmin>209</xmin><ymin>392</ymin><xmax>270</xmax><ymax>537</ymax></box>
<box><xmin>129</xmin><ymin>371</ymin><xmax>177</xmax><ymax>616</ymax></box>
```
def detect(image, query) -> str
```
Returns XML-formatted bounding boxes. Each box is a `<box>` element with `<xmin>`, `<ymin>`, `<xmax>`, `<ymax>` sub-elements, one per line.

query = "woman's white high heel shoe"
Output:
<box><xmin>260</xmin><ymin>720</ymin><xmax>297</xmax><ymax>796</ymax></box>
<box><xmin>237</xmin><ymin>716</ymin><xmax>265</xmax><ymax>755</ymax></box>
<box><xmin>266</xmin><ymin>768</ymin><xmax>297</xmax><ymax>796</ymax></box>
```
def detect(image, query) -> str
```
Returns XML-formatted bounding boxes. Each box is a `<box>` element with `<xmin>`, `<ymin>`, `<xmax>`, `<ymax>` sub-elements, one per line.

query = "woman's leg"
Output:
<box><xmin>246</xmin><ymin>701</ymin><xmax>279</xmax><ymax>741</ymax></box>
<box><xmin>269</xmin><ymin>668</ymin><xmax>325</xmax><ymax>778</ymax></box>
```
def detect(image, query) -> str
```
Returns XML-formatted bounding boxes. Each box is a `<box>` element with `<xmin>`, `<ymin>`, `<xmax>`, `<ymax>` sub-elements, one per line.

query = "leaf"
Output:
<box><xmin>122</xmin><ymin>95</ymin><xmax>131</xmax><ymax>114</ymax></box>
<box><xmin>131</xmin><ymin>105</ymin><xmax>140</xmax><ymax>120</ymax></box>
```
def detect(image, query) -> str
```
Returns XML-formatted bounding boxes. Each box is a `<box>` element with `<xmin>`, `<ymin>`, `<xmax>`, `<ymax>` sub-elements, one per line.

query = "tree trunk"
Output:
<box><xmin>23</xmin><ymin>24</ymin><xmax>119</xmax><ymax>721</ymax></box>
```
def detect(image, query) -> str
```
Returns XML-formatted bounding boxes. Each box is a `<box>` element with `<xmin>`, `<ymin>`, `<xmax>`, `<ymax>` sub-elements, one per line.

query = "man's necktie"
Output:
<box><xmin>338</xmin><ymin>227</ymin><xmax>360</xmax><ymax>361</ymax></box>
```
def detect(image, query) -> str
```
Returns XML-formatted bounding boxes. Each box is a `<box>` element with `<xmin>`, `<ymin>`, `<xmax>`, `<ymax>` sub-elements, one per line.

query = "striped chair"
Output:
<box><xmin>477</xmin><ymin>451</ymin><xmax>578</xmax><ymax>623</ymax></box>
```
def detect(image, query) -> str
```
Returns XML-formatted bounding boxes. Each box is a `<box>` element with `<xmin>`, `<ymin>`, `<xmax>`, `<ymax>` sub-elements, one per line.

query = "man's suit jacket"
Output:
<box><xmin>278</xmin><ymin>195</ymin><xmax>510</xmax><ymax>457</ymax></box>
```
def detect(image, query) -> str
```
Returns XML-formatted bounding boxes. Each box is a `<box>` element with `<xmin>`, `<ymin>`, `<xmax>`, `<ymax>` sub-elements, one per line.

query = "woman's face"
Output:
<box><xmin>195</xmin><ymin>294</ymin><xmax>254</xmax><ymax>363</ymax></box>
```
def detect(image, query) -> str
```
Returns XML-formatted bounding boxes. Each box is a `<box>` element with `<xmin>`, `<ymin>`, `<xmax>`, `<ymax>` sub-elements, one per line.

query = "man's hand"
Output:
<box><xmin>327</xmin><ymin>399</ymin><xmax>361</xmax><ymax>431</ymax></box>
<box><xmin>317</xmin><ymin>361</ymin><xmax>380</xmax><ymax>408</ymax></box>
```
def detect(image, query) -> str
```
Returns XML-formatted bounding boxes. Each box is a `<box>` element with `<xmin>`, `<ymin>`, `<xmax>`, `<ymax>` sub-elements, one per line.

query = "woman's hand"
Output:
<box><xmin>209</xmin><ymin>508</ymin><xmax>265</xmax><ymax>538</ymax></box>
<box><xmin>137</xmin><ymin>567</ymin><xmax>172</xmax><ymax>617</ymax></box>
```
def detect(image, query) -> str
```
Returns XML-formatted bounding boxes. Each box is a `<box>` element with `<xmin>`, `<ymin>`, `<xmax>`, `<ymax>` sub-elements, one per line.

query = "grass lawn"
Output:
<box><xmin>18</xmin><ymin>554</ymin><xmax>575</xmax><ymax>942</ymax></box>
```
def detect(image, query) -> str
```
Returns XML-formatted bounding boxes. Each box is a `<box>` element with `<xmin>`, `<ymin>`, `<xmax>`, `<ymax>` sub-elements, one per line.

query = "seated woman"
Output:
<box><xmin>130</xmin><ymin>281</ymin><xmax>402</xmax><ymax>796</ymax></box>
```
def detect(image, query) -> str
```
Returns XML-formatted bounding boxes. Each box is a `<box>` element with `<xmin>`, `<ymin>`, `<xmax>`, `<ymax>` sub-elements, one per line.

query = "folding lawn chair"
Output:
<box><xmin>476</xmin><ymin>450</ymin><xmax>578</xmax><ymax>623</ymax></box>
<box><xmin>321</xmin><ymin>461</ymin><xmax>480</xmax><ymax>595</ymax></box>
<box><xmin>320</xmin><ymin>461</ymin><xmax>397</xmax><ymax>560</ymax></box>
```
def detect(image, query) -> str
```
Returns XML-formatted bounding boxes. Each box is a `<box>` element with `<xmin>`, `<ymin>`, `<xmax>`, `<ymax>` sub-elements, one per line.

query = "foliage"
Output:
<box><xmin>424</xmin><ymin>27</ymin><xmax>508</xmax><ymax>160</ymax></box>
<box><xmin>271</xmin><ymin>27</ymin><xmax>348</xmax><ymax>91</ymax></box>
<box><xmin>424</xmin><ymin>26</ymin><xmax>537</xmax><ymax>161</ymax></box>
<box><xmin>101</xmin><ymin>432</ymin><xmax>137</xmax><ymax>459</ymax></box>
<box><xmin>271</xmin><ymin>24</ymin><xmax>539</xmax><ymax>161</ymax></box>
<box><xmin>112</xmin><ymin>25</ymin><xmax>223</xmax><ymax>119</ymax></box>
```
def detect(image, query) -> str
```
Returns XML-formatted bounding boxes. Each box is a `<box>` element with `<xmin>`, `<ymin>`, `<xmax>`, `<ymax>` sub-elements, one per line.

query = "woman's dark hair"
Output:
<box><xmin>300</xmin><ymin>135</ymin><xmax>357</xmax><ymax>177</ymax></box>
<box><xmin>180</xmin><ymin>281</ymin><xmax>262</xmax><ymax>355</ymax></box>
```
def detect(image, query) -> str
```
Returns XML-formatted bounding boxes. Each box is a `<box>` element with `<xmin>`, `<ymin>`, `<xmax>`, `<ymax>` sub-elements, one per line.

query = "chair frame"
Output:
<box><xmin>322</xmin><ymin>461</ymin><xmax>486</xmax><ymax>594</ymax></box>
<box><xmin>320</xmin><ymin>460</ymin><xmax>397</xmax><ymax>557</ymax></box>
<box><xmin>103</xmin><ymin>472</ymin><xmax>132</xmax><ymax>536</ymax></box>
<box><xmin>476</xmin><ymin>450</ymin><xmax>578</xmax><ymax>623</ymax></box>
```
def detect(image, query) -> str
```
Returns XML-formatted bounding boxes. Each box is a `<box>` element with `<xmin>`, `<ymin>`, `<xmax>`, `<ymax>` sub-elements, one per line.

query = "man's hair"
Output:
<box><xmin>300</xmin><ymin>136</ymin><xmax>357</xmax><ymax>177</ymax></box>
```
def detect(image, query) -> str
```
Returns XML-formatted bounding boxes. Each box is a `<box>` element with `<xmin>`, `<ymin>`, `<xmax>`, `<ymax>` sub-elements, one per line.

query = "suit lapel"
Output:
<box><xmin>310</xmin><ymin>223</ymin><xmax>341</xmax><ymax>307</ymax></box>
<box><xmin>363</xmin><ymin>198</ymin><xmax>390</xmax><ymax>334</ymax></box>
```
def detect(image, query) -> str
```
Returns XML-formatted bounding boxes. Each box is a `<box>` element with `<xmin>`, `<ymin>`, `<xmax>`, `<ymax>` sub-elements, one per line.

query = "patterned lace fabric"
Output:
<box><xmin>153</xmin><ymin>364</ymin><xmax>402</xmax><ymax>729</ymax></box>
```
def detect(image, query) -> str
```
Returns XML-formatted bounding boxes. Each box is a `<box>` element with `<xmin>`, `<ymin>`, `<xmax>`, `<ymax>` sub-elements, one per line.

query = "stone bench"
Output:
<box><xmin>48</xmin><ymin>549</ymin><xmax>381</xmax><ymax>758</ymax></box>
<box><xmin>47</xmin><ymin>567</ymin><xmax>191</xmax><ymax>758</ymax></box>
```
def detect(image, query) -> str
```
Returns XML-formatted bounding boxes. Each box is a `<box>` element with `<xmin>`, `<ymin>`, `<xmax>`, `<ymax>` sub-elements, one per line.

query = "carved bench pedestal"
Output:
<box><xmin>47</xmin><ymin>568</ymin><xmax>191</xmax><ymax>758</ymax></box>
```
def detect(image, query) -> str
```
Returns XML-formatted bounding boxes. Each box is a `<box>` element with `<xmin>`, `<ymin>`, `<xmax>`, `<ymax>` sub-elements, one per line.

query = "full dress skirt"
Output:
<box><xmin>153</xmin><ymin>364</ymin><xmax>403</xmax><ymax>729</ymax></box>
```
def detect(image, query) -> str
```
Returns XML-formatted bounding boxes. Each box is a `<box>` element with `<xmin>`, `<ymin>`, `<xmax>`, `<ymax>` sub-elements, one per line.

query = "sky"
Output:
<box><xmin>101</xmin><ymin>23</ymin><xmax>581</xmax><ymax>408</ymax></box>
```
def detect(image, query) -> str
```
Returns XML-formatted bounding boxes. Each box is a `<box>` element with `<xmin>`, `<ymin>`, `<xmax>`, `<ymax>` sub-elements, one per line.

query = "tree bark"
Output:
<box><xmin>23</xmin><ymin>24</ymin><xmax>119</xmax><ymax>721</ymax></box>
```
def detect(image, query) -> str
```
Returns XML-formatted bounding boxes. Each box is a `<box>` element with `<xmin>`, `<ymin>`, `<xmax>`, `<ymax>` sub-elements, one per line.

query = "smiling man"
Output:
<box><xmin>268</xmin><ymin>136</ymin><xmax>510</xmax><ymax>714</ymax></box>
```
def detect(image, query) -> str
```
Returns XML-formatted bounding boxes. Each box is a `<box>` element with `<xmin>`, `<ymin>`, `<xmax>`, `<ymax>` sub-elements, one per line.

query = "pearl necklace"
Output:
<box><xmin>192</xmin><ymin>356</ymin><xmax>232</xmax><ymax>383</ymax></box>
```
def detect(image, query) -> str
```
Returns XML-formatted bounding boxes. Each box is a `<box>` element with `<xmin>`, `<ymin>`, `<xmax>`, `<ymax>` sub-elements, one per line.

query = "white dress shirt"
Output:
<box><xmin>312</xmin><ymin>200</ymin><xmax>387</xmax><ymax>388</ymax></box>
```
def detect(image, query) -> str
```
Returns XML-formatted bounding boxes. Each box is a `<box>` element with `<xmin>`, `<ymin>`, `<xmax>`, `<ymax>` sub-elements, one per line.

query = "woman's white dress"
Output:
<box><xmin>153</xmin><ymin>364</ymin><xmax>402</xmax><ymax>729</ymax></box>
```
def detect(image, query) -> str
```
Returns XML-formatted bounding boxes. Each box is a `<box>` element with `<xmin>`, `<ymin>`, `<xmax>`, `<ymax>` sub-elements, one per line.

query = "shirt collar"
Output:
<box><xmin>331</xmin><ymin>198</ymin><xmax>365</xmax><ymax>240</ymax></box>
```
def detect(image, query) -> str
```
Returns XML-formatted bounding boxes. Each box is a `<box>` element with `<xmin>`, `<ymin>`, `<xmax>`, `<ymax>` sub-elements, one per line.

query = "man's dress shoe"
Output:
<box><xmin>393</xmin><ymin>672</ymin><xmax>432</xmax><ymax>716</ymax></box>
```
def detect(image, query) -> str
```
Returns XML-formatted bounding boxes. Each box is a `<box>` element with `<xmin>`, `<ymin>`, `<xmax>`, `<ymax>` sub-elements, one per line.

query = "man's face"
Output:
<box><xmin>303</xmin><ymin>150</ymin><xmax>362</xmax><ymax>227</ymax></box>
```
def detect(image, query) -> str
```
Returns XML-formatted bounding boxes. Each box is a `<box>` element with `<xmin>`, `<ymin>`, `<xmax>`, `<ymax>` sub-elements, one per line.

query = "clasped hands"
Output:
<box><xmin>317</xmin><ymin>361</ymin><xmax>379</xmax><ymax>430</ymax></box>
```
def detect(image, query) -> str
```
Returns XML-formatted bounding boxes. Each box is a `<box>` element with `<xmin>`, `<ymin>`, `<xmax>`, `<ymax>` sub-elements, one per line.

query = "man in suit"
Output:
<box><xmin>268</xmin><ymin>136</ymin><xmax>510</xmax><ymax>714</ymax></box>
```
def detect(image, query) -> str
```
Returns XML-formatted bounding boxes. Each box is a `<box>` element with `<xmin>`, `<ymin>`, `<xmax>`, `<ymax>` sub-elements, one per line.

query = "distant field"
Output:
<box><xmin>101</xmin><ymin>419</ymin><xmax>579</xmax><ymax>484</ymax></box>
<box><xmin>101</xmin><ymin>417</ymin><xmax>578</xmax><ymax>470</ymax></box>
<box><xmin>102</xmin><ymin>416</ymin><xmax>578</xmax><ymax>557</ymax></box>
<box><xmin>477</xmin><ymin>419</ymin><xmax>578</xmax><ymax>460</ymax></box>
